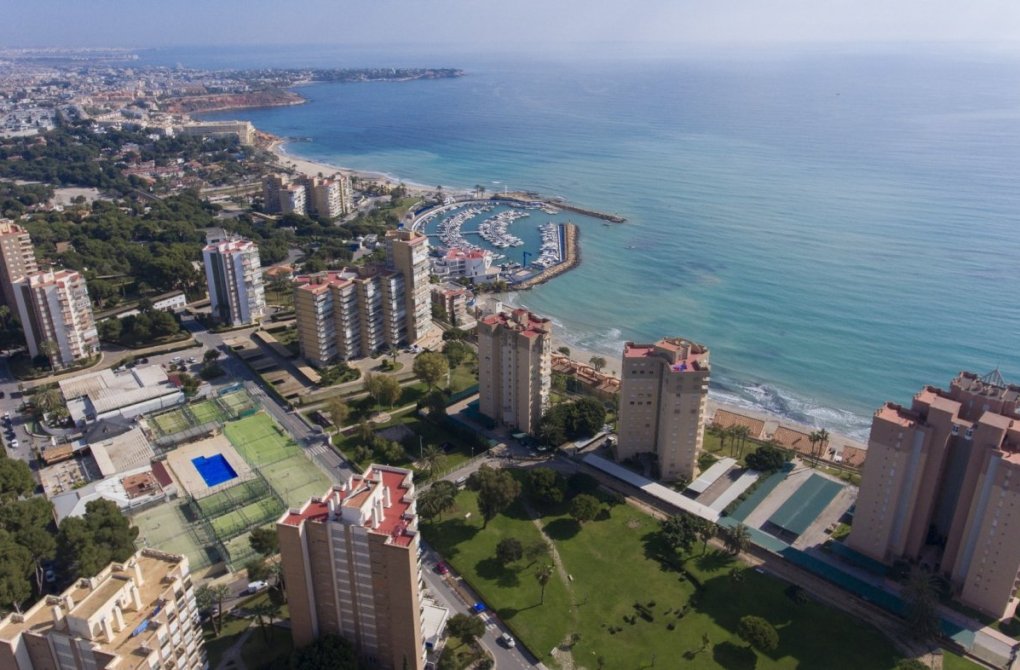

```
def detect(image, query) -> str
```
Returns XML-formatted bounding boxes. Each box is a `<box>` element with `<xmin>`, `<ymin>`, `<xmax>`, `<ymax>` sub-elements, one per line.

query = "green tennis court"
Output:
<box><xmin>190</xmin><ymin>399</ymin><xmax>227</xmax><ymax>425</ymax></box>
<box><xmin>219</xmin><ymin>389</ymin><xmax>256</xmax><ymax>416</ymax></box>
<box><xmin>132</xmin><ymin>500</ymin><xmax>216</xmax><ymax>569</ymax></box>
<box><xmin>152</xmin><ymin>409</ymin><xmax>191</xmax><ymax>437</ymax></box>
<box><xmin>209</xmin><ymin>497</ymin><xmax>285</xmax><ymax>540</ymax></box>
<box><xmin>224</xmin><ymin>413</ymin><xmax>331</xmax><ymax>507</ymax></box>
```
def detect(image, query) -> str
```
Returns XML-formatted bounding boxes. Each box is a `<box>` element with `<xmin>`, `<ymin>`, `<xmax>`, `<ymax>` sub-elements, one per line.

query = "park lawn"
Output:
<box><xmin>423</xmin><ymin>493</ymin><xmax>573</xmax><ymax>660</ymax></box>
<box><xmin>202</xmin><ymin>614</ymin><xmax>250</xmax><ymax>668</ymax></box>
<box><xmin>942</xmin><ymin>651</ymin><xmax>986</xmax><ymax>670</ymax></box>
<box><xmin>447</xmin><ymin>361</ymin><xmax>477</xmax><ymax>394</ymax></box>
<box><xmin>240</xmin><ymin>624</ymin><xmax>293</xmax><ymax>669</ymax></box>
<box><xmin>335</xmin><ymin>412</ymin><xmax>480</xmax><ymax>474</ymax></box>
<box><xmin>428</xmin><ymin>490</ymin><xmax>909</xmax><ymax>670</ymax></box>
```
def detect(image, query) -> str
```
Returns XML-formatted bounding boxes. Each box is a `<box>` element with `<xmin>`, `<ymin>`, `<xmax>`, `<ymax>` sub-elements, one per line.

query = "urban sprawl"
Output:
<box><xmin>0</xmin><ymin>49</ymin><xmax>1015</xmax><ymax>670</ymax></box>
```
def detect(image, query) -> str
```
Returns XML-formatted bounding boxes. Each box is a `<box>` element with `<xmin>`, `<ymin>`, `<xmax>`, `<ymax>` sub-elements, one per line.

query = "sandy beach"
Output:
<box><xmin>269</xmin><ymin>139</ymin><xmax>468</xmax><ymax>198</ymax></box>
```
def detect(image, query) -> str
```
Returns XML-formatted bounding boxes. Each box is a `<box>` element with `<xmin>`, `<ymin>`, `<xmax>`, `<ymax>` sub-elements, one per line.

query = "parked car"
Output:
<box><xmin>471</xmin><ymin>602</ymin><xmax>487</xmax><ymax>614</ymax></box>
<box><xmin>10</xmin><ymin>439</ymin><xmax>19</xmax><ymax>449</ymax></box>
<box><xmin>246</xmin><ymin>580</ymin><xmax>269</xmax><ymax>594</ymax></box>
<box><xmin>500</xmin><ymin>632</ymin><xmax>516</xmax><ymax>648</ymax></box>
<box><xmin>434</xmin><ymin>562</ymin><xmax>449</xmax><ymax>575</ymax></box>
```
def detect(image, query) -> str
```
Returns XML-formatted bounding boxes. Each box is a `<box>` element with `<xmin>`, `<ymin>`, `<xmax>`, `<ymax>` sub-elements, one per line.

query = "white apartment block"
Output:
<box><xmin>0</xmin><ymin>549</ymin><xmax>205</xmax><ymax>670</ymax></box>
<box><xmin>13</xmin><ymin>269</ymin><xmax>100</xmax><ymax>369</ymax></box>
<box><xmin>202</xmin><ymin>238</ymin><xmax>266</xmax><ymax>326</ymax></box>
<box><xmin>432</xmin><ymin>247</ymin><xmax>494</xmax><ymax>281</ymax></box>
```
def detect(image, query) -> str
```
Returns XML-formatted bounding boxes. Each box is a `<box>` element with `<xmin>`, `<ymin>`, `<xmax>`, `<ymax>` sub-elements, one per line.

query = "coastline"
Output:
<box><xmin>261</xmin><ymin>126</ymin><xmax>867</xmax><ymax>456</ymax></box>
<box><xmin>548</xmin><ymin>333</ymin><xmax>869</xmax><ymax>462</ymax></box>
<box><xmin>269</xmin><ymin>138</ymin><xmax>469</xmax><ymax>198</ymax></box>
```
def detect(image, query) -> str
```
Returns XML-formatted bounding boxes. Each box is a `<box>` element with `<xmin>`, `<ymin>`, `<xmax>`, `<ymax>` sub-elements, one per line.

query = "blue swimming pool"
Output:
<box><xmin>191</xmin><ymin>454</ymin><xmax>238</xmax><ymax>488</ymax></box>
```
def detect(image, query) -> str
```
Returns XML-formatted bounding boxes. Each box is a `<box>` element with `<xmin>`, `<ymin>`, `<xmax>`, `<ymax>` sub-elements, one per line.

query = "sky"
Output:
<box><xmin>3</xmin><ymin>0</ymin><xmax>1019</xmax><ymax>51</ymax></box>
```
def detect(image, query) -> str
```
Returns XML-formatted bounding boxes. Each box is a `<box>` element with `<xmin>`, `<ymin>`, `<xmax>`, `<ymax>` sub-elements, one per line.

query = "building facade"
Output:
<box><xmin>13</xmin><ymin>269</ymin><xmax>100</xmax><ymax>369</ymax></box>
<box><xmin>616</xmin><ymin>338</ymin><xmax>711</xmax><ymax>482</ymax></box>
<box><xmin>847</xmin><ymin>371</ymin><xmax>1020</xmax><ymax>618</ymax></box>
<box><xmin>176</xmin><ymin>120</ymin><xmax>254</xmax><ymax>145</ymax></box>
<box><xmin>293</xmin><ymin>230</ymin><xmax>434</xmax><ymax>365</ymax></box>
<box><xmin>432</xmin><ymin>247</ymin><xmax>494</xmax><ymax>281</ymax></box>
<box><xmin>477</xmin><ymin>308</ymin><xmax>552</xmax><ymax>434</ymax></box>
<box><xmin>0</xmin><ymin>549</ymin><xmax>203</xmax><ymax>670</ymax></box>
<box><xmin>0</xmin><ymin>218</ymin><xmax>39</xmax><ymax>309</ymax></box>
<box><xmin>431</xmin><ymin>286</ymin><xmax>469</xmax><ymax>327</ymax></box>
<box><xmin>264</xmin><ymin>174</ymin><xmax>352</xmax><ymax>218</ymax></box>
<box><xmin>384</xmin><ymin>229</ymin><xmax>433</xmax><ymax>346</ymax></box>
<box><xmin>307</xmin><ymin>175</ymin><xmax>353</xmax><ymax>219</ymax></box>
<box><xmin>202</xmin><ymin>238</ymin><xmax>266</xmax><ymax>326</ymax></box>
<box><xmin>277</xmin><ymin>465</ymin><xmax>425</xmax><ymax>670</ymax></box>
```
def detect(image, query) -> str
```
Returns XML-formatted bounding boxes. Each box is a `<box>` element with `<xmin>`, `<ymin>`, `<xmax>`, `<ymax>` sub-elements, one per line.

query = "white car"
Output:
<box><xmin>246</xmin><ymin>580</ymin><xmax>269</xmax><ymax>594</ymax></box>
<box><xmin>500</xmin><ymin>632</ymin><xmax>516</xmax><ymax>648</ymax></box>
<box><xmin>10</xmin><ymin>439</ymin><xmax>18</xmax><ymax>448</ymax></box>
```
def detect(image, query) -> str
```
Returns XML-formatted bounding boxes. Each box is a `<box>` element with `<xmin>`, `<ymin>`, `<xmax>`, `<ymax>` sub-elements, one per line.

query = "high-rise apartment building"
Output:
<box><xmin>847</xmin><ymin>371</ymin><xmax>1020</xmax><ymax>618</ymax></box>
<box><xmin>281</xmin><ymin>182</ymin><xmax>307</xmax><ymax>216</ymax></box>
<box><xmin>384</xmin><ymin>229</ymin><xmax>433</xmax><ymax>346</ymax></box>
<box><xmin>0</xmin><ymin>549</ymin><xmax>203</xmax><ymax>670</ymax></box>
<box><xmin>264</xmin><ymin>174</ymin><xmax>352</xmax><ymax>218</ymax></box>
<box><xmin>307</xmin><ymin>175</ymin><xmax>353</xmax><ymax>219</ymax></box>
<box><xmin>616</xmin><ymin>338</ymin><xmax>711</xmax><ymax>482</ymax></box>
<box><xmin>292</xmin><ymin>230</ymin><xmax>434</xmax><ymax>365</ymax></box>
<box><xmin>263</xmin><ymin>174</ymin><xmax>306</xmax><ymax>215</ymax></box>
<box><xmin>202</xmin><ymin>238</ymin><xmax>266</xmax><ymax>326</ymax></box>
<box><xmin>277</xmin><ymin>465</ymin><xmax>425</xmax><ymax>670</ymax></box>
<box><xmin>13</xmin><ymin>269</ymin><xmax>100</xmax><ymax>369</ymax></box>
<box><xmin>0</xmin><ymin>219</ymin><xmax>39</xmax><ymax>308</ymax></box>
<box><xmin>477</xmin><ymin>308</ymin><xmax>552</xmax><ymax>434</ymax></box>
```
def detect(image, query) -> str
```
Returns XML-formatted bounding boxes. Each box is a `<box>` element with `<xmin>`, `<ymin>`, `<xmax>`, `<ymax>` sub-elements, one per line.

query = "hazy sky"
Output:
<box><xmin>4</xmin><ymin>0</ymin><xmax>1019</xmax><ymax>51</ymax></box>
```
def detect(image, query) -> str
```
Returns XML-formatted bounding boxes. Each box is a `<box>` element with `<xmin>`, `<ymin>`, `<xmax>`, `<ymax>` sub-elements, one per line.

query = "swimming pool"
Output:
<box><xmin>191</xmin><ymin>454</ymin><xmax>238</xmax><ymax>488</ymax></box>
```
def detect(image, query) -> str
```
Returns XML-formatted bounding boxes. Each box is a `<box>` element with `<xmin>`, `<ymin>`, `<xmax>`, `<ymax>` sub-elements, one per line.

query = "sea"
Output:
<box><xmin>142</xmin><ymin>44</ymin><xmax>1020</xmax><ymax>439</ymax></box>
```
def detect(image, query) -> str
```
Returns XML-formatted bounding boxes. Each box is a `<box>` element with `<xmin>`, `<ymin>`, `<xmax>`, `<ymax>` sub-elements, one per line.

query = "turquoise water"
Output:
<box><xmin>185</xmin><ymin>48</ymin><xmax>1020</xmax><ymax>438</ymax></box>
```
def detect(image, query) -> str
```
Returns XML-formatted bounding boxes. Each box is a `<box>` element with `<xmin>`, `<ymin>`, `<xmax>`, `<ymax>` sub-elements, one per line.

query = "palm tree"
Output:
<box><xmin>250</xmin><ymin>599</ymin><xmax>280</xmax><ymax>642</ymax></box>
<box><xmin>421</xmin><ymin>444</ymin><xmax>445</xmax><ymax>477</ymax></box>
<box><xmin>535</xmin><ymin>564</ymin><xmax>554</xmax><ymax>605</ymax></box>
<box><xmin>268</xmin><ymin>562</ymin><xmax>286</xmax><ymax>600</ymax></box>
<box><xmin>723</xmin><ymin>523</ymin><xmax>751</xmax><ymax>556</ymax></box>
<box><xmin>732</xmin><ymin>425</ymin><xmax>751</xmax><ymax>458</ymax></box>
<box><xmin>589</xmin><ymin>356</ymin><xmax>607</xmax><ymax>373</ymax></box>
<box><xmin>210</xmin><ymin>583</ymin><xmax>231</xmax><ymax>634</ymax></box>
<box><xmin>816</xmin><ymin>428</ymin><xmax>830</xmax><ymax>460</ymax></box>
<box><xmin>726</xmin><ymin>426</ymin><xmax>740</xmax><ymax>457</ymax></box>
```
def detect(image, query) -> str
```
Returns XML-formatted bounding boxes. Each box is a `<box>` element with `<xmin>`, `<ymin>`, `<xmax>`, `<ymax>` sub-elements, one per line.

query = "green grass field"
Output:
<box><xmin>423</xmin><ymin>489</ymin><xmax>967</xmax><ymax>670</ymax></box>
<box><xmin>224</xmin><ymin>413</ymin><xmax>332</xmax><ymax>507</ymax></box>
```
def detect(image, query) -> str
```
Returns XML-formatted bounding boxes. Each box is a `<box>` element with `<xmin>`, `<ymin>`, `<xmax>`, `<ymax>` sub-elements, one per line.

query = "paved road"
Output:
<box><xmin>420</xmin><ymin>541</ymin><xmax>540</xmax><ymax>670</ymax></box>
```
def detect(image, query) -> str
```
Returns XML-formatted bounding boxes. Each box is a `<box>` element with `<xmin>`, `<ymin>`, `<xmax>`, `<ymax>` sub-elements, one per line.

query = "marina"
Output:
<box><xmin>411</xmin><ymin>197</ymin><xmax>585</xmax><ymax>288</ymax></box>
